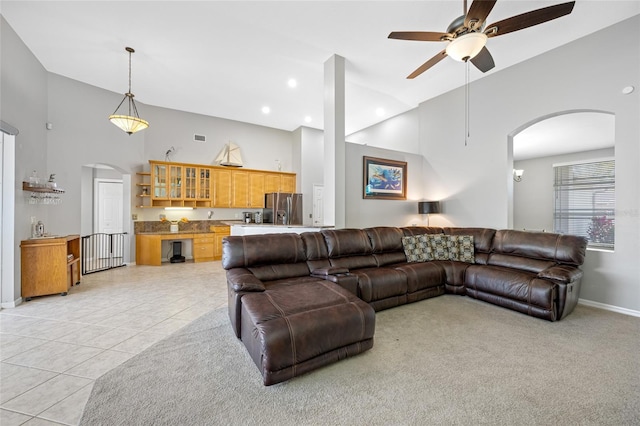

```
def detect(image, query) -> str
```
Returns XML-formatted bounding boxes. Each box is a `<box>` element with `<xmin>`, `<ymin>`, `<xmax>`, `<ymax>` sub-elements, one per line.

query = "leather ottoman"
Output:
<box><xmin>240</xmin><ymin>280</ymin><xmax>376</xmax><ymax>385</ymax></box>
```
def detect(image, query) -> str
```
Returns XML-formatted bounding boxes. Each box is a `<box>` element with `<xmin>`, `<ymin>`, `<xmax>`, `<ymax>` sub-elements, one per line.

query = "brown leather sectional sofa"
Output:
<box><xmin>222</xmin><ymin>226</ymin><xmax>587</xmax><ymax>385</ymax></box>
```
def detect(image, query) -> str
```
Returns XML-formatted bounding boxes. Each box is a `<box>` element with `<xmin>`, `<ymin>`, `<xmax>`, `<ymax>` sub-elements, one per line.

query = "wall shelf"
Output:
<box><xmin>22</xmin><ymin>182</ymin><xmax>65</xmax><ymax>194</ymax></box>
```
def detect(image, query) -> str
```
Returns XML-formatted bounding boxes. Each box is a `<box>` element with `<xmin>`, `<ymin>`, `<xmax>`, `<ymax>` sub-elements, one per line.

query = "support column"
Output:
<box><xmin>323</xmin><ymin>54</ymin><xmax>346</xmax><ymax>228</ymax></box>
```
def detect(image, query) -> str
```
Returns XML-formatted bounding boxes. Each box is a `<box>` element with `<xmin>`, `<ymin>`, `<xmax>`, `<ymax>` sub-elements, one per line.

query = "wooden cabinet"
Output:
<box><xmin>263</xmin><ymin>172</ymin><xmax>296</xmax><ymax>193</ymax></box>
<box><xmin>280</xmin><ymin>174</ymin><xmax>296</xmax><ymax>192</ymax></box>
<box><xmin>144</xmin><ymin>160</ymin><xmax>295</xmax><ymax>209</ymax></box>
<box><xmin>213</xmin><ymin>168</ymin><xmax>232</xmax><ymax>207</ymax></box>
<box><xmin>149</xmin><ymin>161</ymin><xmax>215</xmax><ymax>208</ymax></box>
<box><xmin>193</xmin><ymin>235</ymin><xmax>215</xmax><ymax>263</ymax></box>
<box><xmin>231</xmin><ymin>170</ymin><xmax>250</xmax><ymax>208</ymax></box>
<box><xmin>212</xmin><ymin>226</ymin><xmax>231</xmax><ymax>260</ymax></box>
<box><xmin>21</xmin><ymin>235</ymin><xmax>81</xmax><ymax>300</ymax></box>
<box><xmin>264</xmin><ymin>173</ymin><xmax>281</xmax><ymax>194</ymax></box>
<box><xmin>152</xmin><ymin>162</ymin><xmax>168</xmax><ymax>199</ymax></box>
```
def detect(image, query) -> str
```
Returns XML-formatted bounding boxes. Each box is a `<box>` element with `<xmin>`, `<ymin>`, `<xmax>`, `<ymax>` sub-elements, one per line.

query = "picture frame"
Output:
<box><xmin>363</xmin><ymin>156</ymin><xmax>407</xmax><ymax>200</ymax></box>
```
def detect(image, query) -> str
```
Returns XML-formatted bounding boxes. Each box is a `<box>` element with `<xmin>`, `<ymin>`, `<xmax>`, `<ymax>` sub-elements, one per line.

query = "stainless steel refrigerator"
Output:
<box><xmin>263</xmin><ymin>193</ymin><xmax>303</xmax><ymax>225</ymax></box>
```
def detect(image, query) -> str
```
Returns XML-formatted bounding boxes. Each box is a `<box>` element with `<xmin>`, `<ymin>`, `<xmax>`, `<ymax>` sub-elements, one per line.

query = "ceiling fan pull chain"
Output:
<box><xmin>465</xmin><ymin>61</ymin><xmax>470</xmax><ymax>146</ymax></box>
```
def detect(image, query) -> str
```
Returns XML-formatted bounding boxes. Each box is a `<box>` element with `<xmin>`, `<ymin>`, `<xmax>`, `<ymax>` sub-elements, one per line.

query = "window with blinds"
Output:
<box><xmin>553</xmin><ymin>159</ymin><xmax>615</xmax><ymax>250</ymax></box>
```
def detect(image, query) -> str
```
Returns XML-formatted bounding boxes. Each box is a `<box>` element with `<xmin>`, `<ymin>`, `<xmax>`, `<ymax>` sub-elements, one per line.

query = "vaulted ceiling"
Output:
<box><xmin>2</xmin><ymin>1</ymin><xmax>638</xmax><ymax>138</ymax></box>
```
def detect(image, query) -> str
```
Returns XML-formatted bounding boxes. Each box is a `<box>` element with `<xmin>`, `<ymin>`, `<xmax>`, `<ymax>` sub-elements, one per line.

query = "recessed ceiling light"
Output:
<box><xmin>304</xmin><ymin>116</ymin><xmax>312</xmax><ymax>123</ymax></box>
<box><xmin>288</xmin><ymin>79</ymin><xmax>297</xmax><ymax>88</ymax></box>
<box><xmin>376</xmin><ymin>108</ymin><xmax>385</xmax><ymax>117</ymax></box>
<box><xmin>622</xmin><ymin>86</ymin><xmax>634</xmax><ymax>95</ymax></box>
<box><xmin>262</xmin><ymin>106</ymin><xmax>270</xmax><ymax>114</ymax></box>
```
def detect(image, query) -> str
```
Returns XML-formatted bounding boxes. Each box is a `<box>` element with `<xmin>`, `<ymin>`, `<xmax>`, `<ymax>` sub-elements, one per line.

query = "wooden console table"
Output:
<box><xmin>20</xmin><ymin>235</ymin><xmax>81</xmax><ymax>301</ymax></box>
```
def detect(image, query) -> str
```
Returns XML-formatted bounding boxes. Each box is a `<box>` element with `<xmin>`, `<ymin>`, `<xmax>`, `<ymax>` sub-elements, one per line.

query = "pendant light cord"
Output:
<box><xmin>127</xmin><ymin>49</ymin><xmax>133</xmax><ymax>116</ymax></box>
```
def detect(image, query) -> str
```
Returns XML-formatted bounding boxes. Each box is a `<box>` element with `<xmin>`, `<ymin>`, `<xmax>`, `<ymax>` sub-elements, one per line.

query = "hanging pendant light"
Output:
<box><xmin>109</xmin><ymin>47</ymin><xmax>149</xmax><ymax>135</ymax></box>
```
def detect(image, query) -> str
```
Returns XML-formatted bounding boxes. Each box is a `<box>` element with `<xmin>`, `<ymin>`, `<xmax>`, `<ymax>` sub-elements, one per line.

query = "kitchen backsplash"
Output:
<box><xmin>134</xmin><ymin>220</ymin><xmax>234</xmax><ymax>233</ymax></box>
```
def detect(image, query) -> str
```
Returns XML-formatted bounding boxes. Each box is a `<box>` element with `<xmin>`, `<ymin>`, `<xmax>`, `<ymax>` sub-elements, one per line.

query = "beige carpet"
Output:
<box><xmin>80</xmin><ymin>296</ymin><xmax>640</xmax><ymax>425</ymax></box>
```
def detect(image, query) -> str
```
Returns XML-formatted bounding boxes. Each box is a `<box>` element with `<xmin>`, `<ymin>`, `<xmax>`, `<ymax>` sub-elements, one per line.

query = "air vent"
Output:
<box><xmin>193</xmin><ymin>134</ymin><xmax>206</xmax><ymax>142</ymax></box>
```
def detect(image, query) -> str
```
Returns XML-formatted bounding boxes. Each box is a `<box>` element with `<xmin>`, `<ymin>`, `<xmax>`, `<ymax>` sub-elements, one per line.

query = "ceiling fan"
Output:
<box><xmin>389</xmin><ymin>0</ymin><xmax>576</xmax><ymax>79</ymax></box>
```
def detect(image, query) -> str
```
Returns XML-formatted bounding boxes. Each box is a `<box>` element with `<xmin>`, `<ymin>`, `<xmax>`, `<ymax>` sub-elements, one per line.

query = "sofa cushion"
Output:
<box><xmin>487</xmin><ymin>253</ymin><xmax>555</xmax><ymax>274</ymax></box>
<box><xmin>491</xmin><ymin>230</ymin><xmax>587</xmax><ymax>266</ymax></box>
<box><xmin>248</xmin><ymin>262</ymin><xmax>312</xmax><ymax>282</ymax></box>
<box><xmin>366</xmin><ymin>227</ymin><xmax>408</xmax><ymax>267</ymax></box>
<box><xmin>322</xmin><ymin>229</ymin><xmax>373</xmax><ymax>257</ymax></box>
<box><xmin>444</xmin><ymin>227</ymin><xmax>495</xmax><ymax>253</ymax></box>
<box><xmin>301</xmin><ymin>232</ymin><xmax>331</xmax><ymax>271</ymax></box>
<box><xmin>401</xmin><ymin>226</ymin><xmax>444</xmax><ymax>236</ymax></box>
<box><xmin>322</xmin><ymin>229</ymin><xmax>377</xmax><ymax>270</ymax></box>
<box><xmin>447</xmin><ymin>235</ymin><xmax>475</xmax><ymax>263</ymax></box>
<box><xmin>465</xmin><ymin>265</ymin><xmax>556</xmax><ymax>310</ymax></box>
<box><xmin>401</xmin><ymin>234</ymin><xmax>433</xmax><ymax>262</ymax></box>
<box><xmin>352</xmin><ymin>267</ymin><xmax>408</xmax><ymax>303</ymax></box>
<box><xmin>393</xmin><ymin>261</ymin><xmax>445</xmax><ymax>293</ymax></box>
<box><xmin>428</xmin><ymin>234</ymin><xmax>449</xmax><ymax>260</ymax></box>
<box><xmin>366</xmin><ymin>227</ymin><xmax>404</xmax><ymax>253</ymax></box>
<box><xmin>222</xmin><ymin>233</ymin><xmax>306</xmax><ymax>269</ymax></box>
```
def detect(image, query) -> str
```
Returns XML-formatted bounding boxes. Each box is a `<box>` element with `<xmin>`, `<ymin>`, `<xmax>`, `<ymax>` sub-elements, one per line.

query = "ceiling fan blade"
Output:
<box><xmin>485</xmin><ymin>1</ymin><xmax>575</xmax><ymax>38</ymax></box>
<box><xmin>388</xmin><ymin>31</ymin><xmax>449</xmax><ymax>42</ymax></box>
<box><xmin>464</xmin><ymin>0</ymin><xmax>497</xmax><ymax>30</ymax></box>
<box><xmin>470</xmin><ymin>46</ymin><xmax>495</xmax><ymax>73</ymax></box>
<box><xmin>407</xmin><ymin>50</ymin><xmax>448</xmax><ymax>79</ymax></box>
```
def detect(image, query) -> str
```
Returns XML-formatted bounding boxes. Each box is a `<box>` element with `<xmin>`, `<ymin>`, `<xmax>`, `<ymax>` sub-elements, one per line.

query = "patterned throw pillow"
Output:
<box><xmin>427</xmin><ymin>234</ymin><xmax>449</xmax><ymax>260</ymax></box>
<box><xmin>401</xmin><ymin>235</ymin><xmax>433</xmax><ymax>263</ymax></box>
<box><xmin>447</xmin><ymin>235</ymin><xmax>475</xmax><ymax>263</ymax></box>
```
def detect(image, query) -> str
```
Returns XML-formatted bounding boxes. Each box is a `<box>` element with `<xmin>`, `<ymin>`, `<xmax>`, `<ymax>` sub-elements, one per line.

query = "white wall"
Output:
<box><xmin>296</xmin><ymin>126</ymin><xmax>324</xmax><ymax>226</ymax></box>
<box><xmin>1</xmin><ymin>17</ymin><xmax>49</xmax><ymax>305</ymax></box>
<box><xmin>345</xmin><ymin>143</ymin><xmax>424</xmax><ymax>229</ymax></box>
<box><xmin>513</xmin><ymin>148</ymin><xmax>614</xmax><ymax>232</ymax></box>
<box><xmin>419</xmin><ymin>16</ymin><xmax>640</xmax><ymax>312</ymax></box>
<box><xmin>347</xmin><ymin>108</ymin><xmax>421</xmax><ymax>155</ymax></box>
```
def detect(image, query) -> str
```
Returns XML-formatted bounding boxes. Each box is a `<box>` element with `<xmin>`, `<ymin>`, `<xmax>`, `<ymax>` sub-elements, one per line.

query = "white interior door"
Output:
<box><xmin>313</xmin><ymin>184</ymin><xmax>324</xmax><ymax>226</ymax></box>
<box><xmin>95</xmin><ymin>179</ymin><xmax>123</xmax><ymax>258</ymax></box>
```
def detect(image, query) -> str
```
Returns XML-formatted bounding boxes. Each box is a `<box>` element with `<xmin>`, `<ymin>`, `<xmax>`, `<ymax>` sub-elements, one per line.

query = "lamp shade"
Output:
<box><xmin>418</xmin><ymin>201</ymin><xmax>440</xmax><ymax>214</ymax></box>
<box><xmin>446</xmin><ymin>32</ymin><xmax>487</xmax><ymax>62</ymax></box>
<box><xmin>109</xmin><ymin>114</ymin><xmax>149</xmax><ymax>135</ymax></box>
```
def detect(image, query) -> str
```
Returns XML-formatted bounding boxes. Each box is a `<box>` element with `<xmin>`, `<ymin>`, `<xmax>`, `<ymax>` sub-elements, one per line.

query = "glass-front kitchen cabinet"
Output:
<box><xmin>146</xmin><ymin>160</ymin><xmax>294</xmax><ymax>209</ymax></box>
<box><xmin>149</xmin><ymin>161</ymin><xmax>214</xmax><ymax>208</ymax></box>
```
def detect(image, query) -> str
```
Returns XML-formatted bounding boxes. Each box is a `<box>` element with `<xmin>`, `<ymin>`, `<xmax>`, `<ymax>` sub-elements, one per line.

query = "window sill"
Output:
<box><xmin>587</xmin><ymin>247</ymin><xmax>614</xmax><ymax>253</ymax></box>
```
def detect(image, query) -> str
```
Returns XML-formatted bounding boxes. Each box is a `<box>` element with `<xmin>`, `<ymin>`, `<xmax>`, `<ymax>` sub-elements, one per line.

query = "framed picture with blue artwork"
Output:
<box><xmin>363</xmin><ymin>156</ymin><xmax>407</xmax><ymax>200</ymax></box>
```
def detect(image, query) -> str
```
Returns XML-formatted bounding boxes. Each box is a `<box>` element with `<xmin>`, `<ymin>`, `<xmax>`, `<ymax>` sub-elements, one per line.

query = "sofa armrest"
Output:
<box><xmin>311</xmin><ymin>266</ymin><xmax>349</xmax><ymax>276</ymax></box>
<box><xmin>227</xmin><ymin>268</ymin><xmax>265</xmax><ymax>292</ymax></box>
<box><xmin>312</xmin><ymin>270</ymin><xmax>358</xmax><ymax>296</ymax></box>
<box><xmin>538</xmin><ymin>265</ymin><xmax>583</xmax><ymax>283</ymax></box>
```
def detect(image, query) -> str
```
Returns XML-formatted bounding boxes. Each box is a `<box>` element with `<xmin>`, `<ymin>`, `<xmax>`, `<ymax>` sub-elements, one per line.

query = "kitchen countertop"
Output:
<box><xmin>135</xmin><ymin>230</ymin><xmax>218</xmax><ymax>235</ymax></box>
<box><xmin>228</xmin><ymin>222</ymin><xmax>331</xmax><ymax>228</ymax></box>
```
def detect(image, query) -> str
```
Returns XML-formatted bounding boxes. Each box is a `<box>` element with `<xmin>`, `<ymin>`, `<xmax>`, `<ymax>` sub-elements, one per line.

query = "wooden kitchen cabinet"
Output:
<box><xmin>212</xmin><ymin>226</ymin><xmax>231</xmax><ymax>260</ymax></box>
<box><xmin>21</xmin><ymin>235</ymin><xmax>81</xmax><ymax>300</ymax></box>
<box><xmin>249</xmin><ymin>172</ymin><xmax>265</xmax><ymax>208</ymax></box>
<box><xmin>280</xmin><ymin>173</ymin><xmax>296</xmax><ymax>192</ymax></box>
<box><xmin>144</xmin><ymin>160</ymin><xmax>295</xmax><ymax>209</ymax></box>
<box><xmin>213</xmin><ymin>168</ymin><xmax>232</xmax><ymax>207</ymax></box>
<box><xmin>193</xmin><ymin>235</ymin><xmax>215</xmax><ymax>263</ymax></box>
<box><xmin>231</xmin><ymin>170</ymin><xmax>250</xmax><ymax>208</ymax></box>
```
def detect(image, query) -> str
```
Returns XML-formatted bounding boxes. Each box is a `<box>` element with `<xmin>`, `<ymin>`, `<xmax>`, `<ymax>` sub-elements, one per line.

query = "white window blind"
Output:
<box><xmin>553</xmin><ymin>159</ymin><xmax>615</xmax><ymax>250</ymax></box>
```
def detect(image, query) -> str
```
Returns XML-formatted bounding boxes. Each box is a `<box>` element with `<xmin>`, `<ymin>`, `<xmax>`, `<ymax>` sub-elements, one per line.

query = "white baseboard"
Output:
<box><xmin>578</xmin><ymin>299</ymin><xmax>640</xmax><ymax>318</ymax></box>
<box><xmin>1</xmin><ymin>297</ymin><xmax>23</xmax><ymax>309</ymax></box>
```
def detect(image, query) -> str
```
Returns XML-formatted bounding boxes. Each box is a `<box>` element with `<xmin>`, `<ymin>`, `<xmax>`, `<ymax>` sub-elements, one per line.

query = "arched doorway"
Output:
<box><xmin>507</xmin><ymin>110</ymin><xmax>614</xmax><ymax>230</ymax></box>
<box><xmin>80</xmin><ymin>163</ymin><xmax>132</xmax><ymax>264</ymax></box>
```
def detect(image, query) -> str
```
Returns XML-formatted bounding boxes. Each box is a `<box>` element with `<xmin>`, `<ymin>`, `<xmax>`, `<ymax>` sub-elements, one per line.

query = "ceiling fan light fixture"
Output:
<box><xmin>446</xmin><ymin>32</ymin><xmax>487</xmax><ymax>62</ymax></box>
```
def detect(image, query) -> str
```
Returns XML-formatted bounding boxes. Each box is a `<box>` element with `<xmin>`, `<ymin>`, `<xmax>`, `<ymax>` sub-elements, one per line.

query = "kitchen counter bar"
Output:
<box><xmin>230</xmin><ymin>224</ymin><xmax>333</xmax><ymax>236</ymax></box>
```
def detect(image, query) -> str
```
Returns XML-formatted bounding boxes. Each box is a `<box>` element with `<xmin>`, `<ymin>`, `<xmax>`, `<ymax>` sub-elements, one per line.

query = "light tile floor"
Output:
<box><xmin>1</xmin><ymin>261</ymin><xmax>228</xmax><ymax>425</ymax></box>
